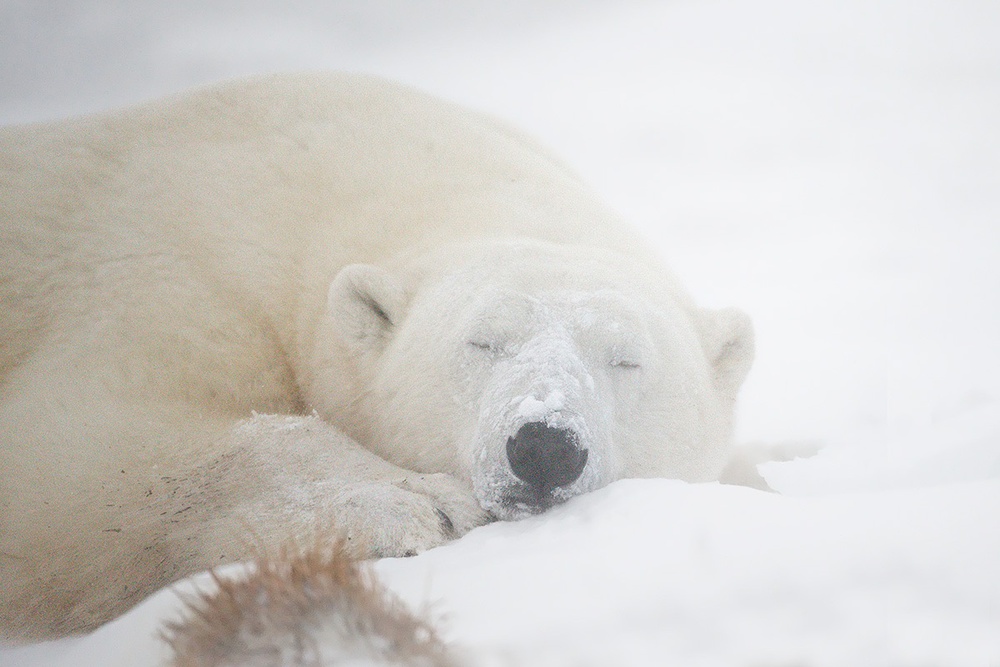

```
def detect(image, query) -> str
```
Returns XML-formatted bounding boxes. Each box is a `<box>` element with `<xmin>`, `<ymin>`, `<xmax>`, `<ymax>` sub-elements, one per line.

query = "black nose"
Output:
<box><xmin>506</xmin><ymin>421</ymin><xmax>588</xmax><ymax>491</ymax></box>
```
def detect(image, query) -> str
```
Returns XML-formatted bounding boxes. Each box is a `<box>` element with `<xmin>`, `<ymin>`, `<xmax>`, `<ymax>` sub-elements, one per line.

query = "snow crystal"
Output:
<box><xmin>515</xmin><ymin>390</ymin><xmax>566</xmax><ymax>421</ymax></box>
<box><xmin>516</xmin><ymin>395</ymin><xmax>547</xmax><ymax>420</ymax></box>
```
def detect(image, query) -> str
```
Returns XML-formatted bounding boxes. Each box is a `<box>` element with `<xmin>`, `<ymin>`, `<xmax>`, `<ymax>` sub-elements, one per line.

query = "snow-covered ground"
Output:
<box><xmin>2</xmin><ymin>0</ymin><xmax>998</xmax><ymax>664</ymax></box>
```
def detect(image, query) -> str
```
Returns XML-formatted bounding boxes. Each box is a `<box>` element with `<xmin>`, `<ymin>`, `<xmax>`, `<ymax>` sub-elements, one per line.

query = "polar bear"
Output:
<box><xmin>0</xmin><ymin>72</ymin><xmax>753</xmax><ymax>640</ymax></box>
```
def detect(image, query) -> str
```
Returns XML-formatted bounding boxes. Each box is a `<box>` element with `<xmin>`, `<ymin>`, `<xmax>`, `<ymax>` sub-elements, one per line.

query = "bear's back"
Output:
<box><xmin>0</xmin><ymin>73</ymin><xmax>648</xmax><ymax>385</ymax></box>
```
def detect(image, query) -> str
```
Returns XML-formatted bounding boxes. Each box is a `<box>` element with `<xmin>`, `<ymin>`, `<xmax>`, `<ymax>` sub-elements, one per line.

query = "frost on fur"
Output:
<box><xmin>163</xmin><ymin>540</ymin><xmax>459</xmax><ymax>667</ymax></box>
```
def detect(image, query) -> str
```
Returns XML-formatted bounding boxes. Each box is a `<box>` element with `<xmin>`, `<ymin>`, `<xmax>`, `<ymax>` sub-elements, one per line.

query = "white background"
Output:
<box><xmin>1</xmin><ymin>1</ymin><xmax>998</xmax><ymax>664</ymax></box>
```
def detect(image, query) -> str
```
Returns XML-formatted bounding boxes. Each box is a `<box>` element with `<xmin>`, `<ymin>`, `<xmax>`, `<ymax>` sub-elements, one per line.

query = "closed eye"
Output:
<box><xmin>468</xmin><ymin>340</ymin><xmax>497</xmax><ymax>353</ymax></box>
<box><xmin>610</xmin><ymin>359</ymin><xmax>641</xmax><ymax>370</ymax></box>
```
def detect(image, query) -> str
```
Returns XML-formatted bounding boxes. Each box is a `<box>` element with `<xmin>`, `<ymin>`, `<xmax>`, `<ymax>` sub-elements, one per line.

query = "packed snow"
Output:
<box><xmin>2</xmin><ymin>0</ymin><xmax>998</xmax><ymax>665</ymax></box>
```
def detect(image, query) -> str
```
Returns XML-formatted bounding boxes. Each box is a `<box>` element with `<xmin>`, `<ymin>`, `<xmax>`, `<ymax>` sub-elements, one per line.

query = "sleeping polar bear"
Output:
<box><xmin>0</xmin><ymin>72</ymin><xmax>754</xmax><ymax>641</ymax></box>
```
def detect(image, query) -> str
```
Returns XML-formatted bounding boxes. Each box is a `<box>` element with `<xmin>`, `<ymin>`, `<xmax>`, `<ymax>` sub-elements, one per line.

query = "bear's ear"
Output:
<box><xmin>696</xmin><ymin>307</ymin><xmax>755</xmax><ymax>399</ymax></box>
<box><xmin>328</xmin><ymin>264</ymin><xmax>406</xmax><ymax>355</ymax></box>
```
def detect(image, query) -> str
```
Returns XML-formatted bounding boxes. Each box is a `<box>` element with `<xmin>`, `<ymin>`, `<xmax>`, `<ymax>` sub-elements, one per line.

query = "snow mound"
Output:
<box><xmin>4</xmin><ymin>479</ymin><xmax>998</xmax><ymax>666</ymax></box>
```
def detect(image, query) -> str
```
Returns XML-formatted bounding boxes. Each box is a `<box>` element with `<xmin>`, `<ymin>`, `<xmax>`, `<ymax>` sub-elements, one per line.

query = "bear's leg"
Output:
<box><xmin>0</xmin><ymin>404</ymin><xmax>484</xmax><ymax>640</ymax></box>
<box><xmin>188</xmin><ymin>413</ymin><xmax>488</xmax><ymax>564</ymax></box>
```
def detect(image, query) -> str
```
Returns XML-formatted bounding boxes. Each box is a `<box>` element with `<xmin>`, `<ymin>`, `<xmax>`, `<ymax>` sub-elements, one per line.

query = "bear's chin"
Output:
<box><xmin>476</xmin><ymin>480</ymin><xmax>587</xmax><ymax>522</ymax></box>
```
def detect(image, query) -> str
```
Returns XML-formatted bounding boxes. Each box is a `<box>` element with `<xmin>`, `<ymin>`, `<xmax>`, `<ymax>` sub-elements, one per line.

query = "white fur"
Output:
<box><xmin>0</xmin><ymin>72</ymin><xmax>753</xmax><ymax>640</ymax></box>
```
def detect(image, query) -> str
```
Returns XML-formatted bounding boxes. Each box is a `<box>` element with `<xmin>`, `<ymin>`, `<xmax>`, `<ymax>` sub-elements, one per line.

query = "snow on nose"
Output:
<box><xmin>506</xmin><ymin>327</ymin><xmax>592</xmax><ymax>420</ymax></box>
<box><xmin>516</xmin><ymin>390</ymin><xmax>566</xmax><ymax>422</ymax></box>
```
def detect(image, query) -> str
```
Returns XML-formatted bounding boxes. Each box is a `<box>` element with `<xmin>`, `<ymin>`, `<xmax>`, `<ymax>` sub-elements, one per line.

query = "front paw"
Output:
<box><xmin>334</xmin><ymin>476</ymin><xmax>488</xmax><ymax>558</ymax></box>
<box><xmin>395</xmin><ymin>472</ymin><xmax>488</xmax><ymax>539</ymax></box>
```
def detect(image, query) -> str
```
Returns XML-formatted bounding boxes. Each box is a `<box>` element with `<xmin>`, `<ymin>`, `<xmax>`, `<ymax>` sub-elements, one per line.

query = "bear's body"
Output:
<box><xmin>0</xmin><ymin>73</ymin><xmax>753</xmax><ymax>640</ymax></box>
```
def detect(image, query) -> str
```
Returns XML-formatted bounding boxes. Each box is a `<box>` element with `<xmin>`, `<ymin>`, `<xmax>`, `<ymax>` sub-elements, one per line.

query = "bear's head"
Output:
<box><xmin>318</xmin><ymin>239</ymin><xmax>753</xmax><ymax>520</ymax></box>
